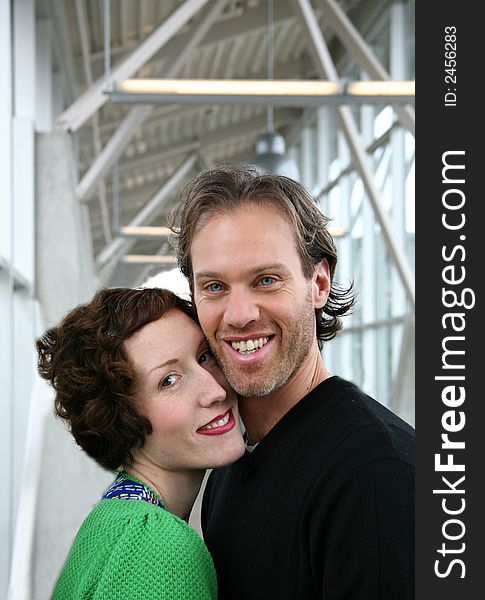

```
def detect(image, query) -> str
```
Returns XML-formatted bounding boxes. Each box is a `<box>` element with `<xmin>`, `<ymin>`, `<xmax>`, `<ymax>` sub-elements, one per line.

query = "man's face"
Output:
<box><xmin>191</xmin><ymin>202</ymin><xmax>328</xmax><ymax>398</ymax></box>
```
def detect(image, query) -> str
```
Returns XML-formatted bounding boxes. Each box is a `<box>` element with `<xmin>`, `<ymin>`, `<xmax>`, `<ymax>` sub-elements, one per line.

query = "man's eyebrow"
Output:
<box><xmin>194</xmin><ymin>263</ymin><xmax>291</xmax><ymax>281</ymax></box>
<box><xmin>194</xmin><ymin>270</ymin><xmax>220</xmax><ymax>281</ymax></box>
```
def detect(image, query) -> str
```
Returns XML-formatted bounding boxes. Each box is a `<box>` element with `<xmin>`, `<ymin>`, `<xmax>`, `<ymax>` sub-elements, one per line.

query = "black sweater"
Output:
<box><xmin>202</xmin><ymin>376</ymin><xmax>415</xmax><ymax>599</ymax></box>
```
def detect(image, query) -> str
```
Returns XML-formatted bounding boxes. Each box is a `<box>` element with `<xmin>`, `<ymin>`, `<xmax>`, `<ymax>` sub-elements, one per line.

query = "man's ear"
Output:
<box><xmin>312</xmin><ymin>259</ymin><xmax>331</xmax><ymax>309</ymax></box>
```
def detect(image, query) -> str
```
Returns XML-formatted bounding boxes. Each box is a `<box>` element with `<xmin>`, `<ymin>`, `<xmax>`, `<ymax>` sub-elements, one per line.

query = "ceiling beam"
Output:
<box><xmin>57</xmin><ymin>0</ymin><xmax>211</xmax><ymax>132</ymax></box>
<box><xmin>86</xmin><ymin>0</ymin><xmax>298</xmax><ymax>65</ymax></box>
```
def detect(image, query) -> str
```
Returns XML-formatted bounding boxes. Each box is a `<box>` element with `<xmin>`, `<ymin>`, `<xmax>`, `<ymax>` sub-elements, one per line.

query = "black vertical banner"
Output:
<box><xmin>416</xmin><ymin>2</ymin><xmax>483</xmax><ymax>598</ymax></box>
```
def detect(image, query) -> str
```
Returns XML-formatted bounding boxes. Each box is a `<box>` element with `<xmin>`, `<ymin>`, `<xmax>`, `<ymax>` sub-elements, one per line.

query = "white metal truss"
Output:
<box><xmin>57</xmin><ymin>0</ymin><xmax>211</xmax><ymax>132</ymax></box>
<box><xmin>74</xmin><ymin>0</ymin><xmax>111</xmax><ymax>242</ymax></box>
<box><xmin>319</xmin><ymin>0</ymin><xmax>415</xmax><ymax>135</ymax></box>
<box><xmin>292</xmin><ymin>0</ymin><xmax>415</xmax><ymax>311</ymax></box>
<box><xmin>96</xmin><ymin>152</ymin><xmax>198</xmax><ymax>270</ymax></box>
<box><xmin>391</xmin><ymin>317</ymin><xmax>414</xmax><ymax>420</ymax></box>
<box><xmin>76</xmin><ymin>0</ymin><xmax>226</xmax><ymax>202</ymax></box>
<box><xmin>76</xmin><ymin>105</ymin><xmax>153</xmax><ymax>201</ymax></box>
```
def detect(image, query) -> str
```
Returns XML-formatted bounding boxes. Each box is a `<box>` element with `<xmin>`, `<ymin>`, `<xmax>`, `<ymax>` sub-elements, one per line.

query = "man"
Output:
<box><xmin>171</xmin><ymin>165</ymin><xmax>415</xmax><ymax>599</ymax></box>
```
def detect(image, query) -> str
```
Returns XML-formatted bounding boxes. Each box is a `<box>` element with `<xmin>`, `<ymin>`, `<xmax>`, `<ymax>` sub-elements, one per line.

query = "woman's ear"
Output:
<box><xmin>312</xmin><ymin>259</ymin><xmax>331</xmax><ymax>309</ymax></box>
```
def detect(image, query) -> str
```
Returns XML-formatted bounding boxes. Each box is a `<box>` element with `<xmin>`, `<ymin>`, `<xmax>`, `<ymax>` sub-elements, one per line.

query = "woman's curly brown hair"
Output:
<box><xmin>36</xmin><ymin>287</ymin><xmax>194</xmax><ymax>471</ymax></box>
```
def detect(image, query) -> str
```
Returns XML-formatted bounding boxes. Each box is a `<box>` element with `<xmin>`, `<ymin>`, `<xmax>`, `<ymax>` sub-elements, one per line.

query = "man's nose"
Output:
<box><xmin>223</xmin><ymin>289</ymin><xmax>260</xmax><ymax>329</ymax></box>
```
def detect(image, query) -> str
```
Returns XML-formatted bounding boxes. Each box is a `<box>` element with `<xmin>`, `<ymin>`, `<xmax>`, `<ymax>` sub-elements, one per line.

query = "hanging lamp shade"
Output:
<box><xmin>248</xmin><ymin>0</ymin><xmax>299</xmax><ymax>181</ymax></box>
<box><xmin>249</xmin><ymin>130</ymin><xmax>300</xmax><ymax>181</ymax></box>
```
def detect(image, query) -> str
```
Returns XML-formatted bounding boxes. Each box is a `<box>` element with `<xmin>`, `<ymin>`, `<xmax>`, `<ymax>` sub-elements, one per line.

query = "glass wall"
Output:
<box><xmin>290</xmin><ymin>1</ymin><xmax>415</xmax><ymax>423</ymax></box>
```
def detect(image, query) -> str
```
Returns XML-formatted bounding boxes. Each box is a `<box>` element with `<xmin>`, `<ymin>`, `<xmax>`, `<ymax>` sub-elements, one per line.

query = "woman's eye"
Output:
<box><xmin>159</xmin><ymin>374</ymin><xmax>178</xmax><ymax>389</ymax></box>
<box><xmin>206</xmin><ymin>282</ymin><xmax>223</xmax><ymax>293</ymax></box>
<box><xmin>198</xmin><ymin>349</ymin><xmax>215</xmax><ymax>365</ymax></box>
<box><xmin>259</xmin><ymin>276</ymin><xmax>275</xmax><ymax>286</ymax></box>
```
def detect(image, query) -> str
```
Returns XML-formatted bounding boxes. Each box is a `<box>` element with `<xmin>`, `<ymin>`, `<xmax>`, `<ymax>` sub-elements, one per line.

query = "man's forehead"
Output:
<box><xmin>192</xmin><ymin>205</ymin><xmax>294</xmax><ymax>246</ymax></box>
<box><xmin>189</xmin><ymin>201</ymin><xmax>302</xmax><ymax>278</ymax></box>
<box><xmin>194</xmin><ymin>199</ymin><xmax>291</xmax><ymax>229</ymax></box>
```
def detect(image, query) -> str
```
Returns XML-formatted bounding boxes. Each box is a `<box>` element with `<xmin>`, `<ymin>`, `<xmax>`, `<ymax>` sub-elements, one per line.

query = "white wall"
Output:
<box><xmin>4</xmin><ymin>4</ymin><xmax>102</xmax><ymax>598</ymax></box>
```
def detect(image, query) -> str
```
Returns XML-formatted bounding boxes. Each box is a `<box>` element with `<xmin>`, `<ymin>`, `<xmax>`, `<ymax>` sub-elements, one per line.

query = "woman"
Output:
<box><xmin>36</xmin><ymin>287</ymin><xmax>245</xmax><ymax>599</ymax></box>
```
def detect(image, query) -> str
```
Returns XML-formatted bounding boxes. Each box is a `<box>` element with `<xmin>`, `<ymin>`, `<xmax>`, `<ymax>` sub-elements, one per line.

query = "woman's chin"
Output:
<box><xmin>211</xmin><ymin>437</ymin><xmax>246</xmax><ymax>469</ymax></box>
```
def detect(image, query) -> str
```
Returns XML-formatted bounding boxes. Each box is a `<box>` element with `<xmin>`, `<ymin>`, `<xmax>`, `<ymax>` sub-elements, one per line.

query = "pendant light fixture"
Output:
<box><xmin>249</xmin><ymin>0</ymin><xmax>300</xmax><ymax>181</ymax></box>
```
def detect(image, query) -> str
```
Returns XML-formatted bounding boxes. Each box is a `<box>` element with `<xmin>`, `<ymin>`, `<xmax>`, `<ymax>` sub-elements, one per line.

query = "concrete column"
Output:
<box><xmin>33</xmin><ymin>133</ymin><xmax>106</xmax><ymax>600</ymax></box>
<box><xmin>35</xmin><ymin>19</ymin><xmax>53</xmax><ymax>133</ymax></box>
<box><xmin>33</xmin><ymin>411</ymin><xmax>112</xmax><ymax>599</ymax></box>
<box><xmin>36</xmin><ymin>131</ymin><xmax>99</xmax><ymax>327</ymax></box>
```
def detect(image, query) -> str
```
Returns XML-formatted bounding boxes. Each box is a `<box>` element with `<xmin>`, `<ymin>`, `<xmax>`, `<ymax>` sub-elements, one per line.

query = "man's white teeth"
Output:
<box><xmin>203</xmin><ymin>412</ymin><xmax>230</xmax><ymax>430</ymax></box>
<box><xmin>231</xmin><ymin>337</ymin><xmax>269</xmax><ymax>354</ymax></box>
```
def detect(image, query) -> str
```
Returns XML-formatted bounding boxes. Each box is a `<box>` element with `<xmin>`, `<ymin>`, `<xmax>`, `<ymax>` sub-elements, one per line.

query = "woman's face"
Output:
<box><xmin>124</xmin><ymin>309</ymin><xmax>245</xmax><ymax>472</ymax></box>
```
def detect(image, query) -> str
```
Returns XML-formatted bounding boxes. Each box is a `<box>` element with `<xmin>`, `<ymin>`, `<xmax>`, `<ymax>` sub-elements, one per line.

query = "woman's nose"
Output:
<box><xmin>197</xmin><ymin>366</ymin><xmax>227</xmax><ymax>407</ymax></box>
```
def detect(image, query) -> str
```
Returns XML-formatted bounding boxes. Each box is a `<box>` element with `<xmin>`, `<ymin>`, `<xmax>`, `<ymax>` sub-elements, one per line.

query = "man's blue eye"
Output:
<box><xmin>207</xmin><ymin>283</ymin><xmax>223</xmax><ymax>292</ymax></box>
<box><xmin>259</xmin><ymin>277</ymin><xmax>274</xmax><ymax>286</ymax></box>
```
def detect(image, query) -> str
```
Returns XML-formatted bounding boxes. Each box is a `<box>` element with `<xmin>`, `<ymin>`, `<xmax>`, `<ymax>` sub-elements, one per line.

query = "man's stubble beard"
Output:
<box><xmin>210</xmin><ymin>289</ymin><xmax>316</xmax><ymax>398</ymax></box>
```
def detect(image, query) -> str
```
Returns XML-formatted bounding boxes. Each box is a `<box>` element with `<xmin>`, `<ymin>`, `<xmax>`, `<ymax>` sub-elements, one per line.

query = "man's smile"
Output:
<box><xmin>229</xmin><ymin>336</ymin><xmax>270</xmax><ymax>354</ymax></box>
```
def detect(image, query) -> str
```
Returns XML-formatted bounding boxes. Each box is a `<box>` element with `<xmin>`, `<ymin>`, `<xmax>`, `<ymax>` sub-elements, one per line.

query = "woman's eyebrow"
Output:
<box><xmin>148</xmin><ymin>358</ymin><xmax>179</xmax><ymax>373</ymax></box>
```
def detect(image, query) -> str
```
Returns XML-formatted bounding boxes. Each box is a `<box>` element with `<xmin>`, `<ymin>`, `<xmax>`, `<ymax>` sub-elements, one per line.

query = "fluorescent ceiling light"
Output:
<box><xmin>109</xmin><ymin>79</ymin><xmax>415</xmax><ymax>106</ymax></box>
<box><xmin>328</xmin><ymin>227</ymin><xmax>347</xmax><ymax>238</ymax></box>
<box><xmin>120</xmin><ymin>226</ymin><xmax>171</xmax><ymax>238</ymax></box>
<box><xmin>116</xmin><ymin>79</ymin><xmax>342</xmax><ymax>96</ymax></box>
<box><xmin>347</xmin><ymin>81</ymin><xmax>415</xmax><ymax>97</ymax></box>
<box><xmin>122</xmin><ymin>255</ymin><xmax>178</xmax><ymax>264</ymax></box>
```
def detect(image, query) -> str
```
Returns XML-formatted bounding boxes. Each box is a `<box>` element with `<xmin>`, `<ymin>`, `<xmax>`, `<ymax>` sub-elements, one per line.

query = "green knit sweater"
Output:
<box><xmin>51</xmin><ymin>496</ymin><xmax>217</xmax><ymax>599</ymax></box>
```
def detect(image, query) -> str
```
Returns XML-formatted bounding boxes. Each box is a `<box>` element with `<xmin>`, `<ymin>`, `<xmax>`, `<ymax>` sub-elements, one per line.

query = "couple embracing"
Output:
<box><xmin>39</xmin><ymin>165</ymin><xmax>415</xmax><ymax>599</ymax></box>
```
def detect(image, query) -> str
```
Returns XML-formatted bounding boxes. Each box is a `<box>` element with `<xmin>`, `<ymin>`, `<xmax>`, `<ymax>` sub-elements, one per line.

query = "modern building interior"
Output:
<box><xmin>2</xmin><ymin>0</ymin><xmax>414</xmax><ymax>597</ymax></box>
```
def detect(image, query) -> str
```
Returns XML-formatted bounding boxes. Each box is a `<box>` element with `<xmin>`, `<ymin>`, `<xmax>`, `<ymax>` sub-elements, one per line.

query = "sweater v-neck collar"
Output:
<box><xmin>236</xmin><ymin>376</ymin><xmax>348</xmax><ymax>475</ymax></box>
